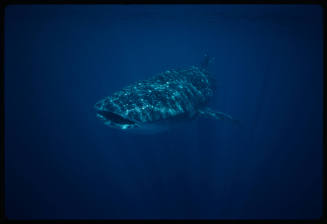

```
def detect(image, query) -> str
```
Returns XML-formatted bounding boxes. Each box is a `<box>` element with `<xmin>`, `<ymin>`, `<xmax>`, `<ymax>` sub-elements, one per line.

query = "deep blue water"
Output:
<box><xmin>4</xmin><ymin>4</ymin><xmax>323</xmax><ymax>219</ymax></box>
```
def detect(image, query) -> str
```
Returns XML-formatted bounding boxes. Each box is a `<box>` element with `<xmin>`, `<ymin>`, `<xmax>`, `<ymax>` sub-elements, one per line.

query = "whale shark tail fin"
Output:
<box><xmin>198</xmin><ymin>107</ymin><xmax>240</xmax><ymax>126</ymax></box>
<box><xmin>200</xmin><ymin>54</ymin><xmax>215</xmax><ymax>70</ymax></box>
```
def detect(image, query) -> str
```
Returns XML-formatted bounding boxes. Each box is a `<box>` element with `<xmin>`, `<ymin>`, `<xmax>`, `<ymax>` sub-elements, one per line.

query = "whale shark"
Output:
<box><xmin>94</xmin><ymin>55</ymin><xmax>238</xmax><ymax>133</ymax></box>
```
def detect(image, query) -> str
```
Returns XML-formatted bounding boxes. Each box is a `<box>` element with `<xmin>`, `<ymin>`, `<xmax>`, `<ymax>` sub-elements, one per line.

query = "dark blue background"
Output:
<box><xmin>5</xmin><ymin>4</ymin><xmax>323</xmax><ymax>219</ymax></box>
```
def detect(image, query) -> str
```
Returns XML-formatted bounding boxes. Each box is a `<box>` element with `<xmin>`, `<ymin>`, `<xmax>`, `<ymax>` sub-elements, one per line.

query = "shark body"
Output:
<box><xmin>94</xmin><ymin>55</ymin><xmax>237</xmax><ymax>132</ymax></box>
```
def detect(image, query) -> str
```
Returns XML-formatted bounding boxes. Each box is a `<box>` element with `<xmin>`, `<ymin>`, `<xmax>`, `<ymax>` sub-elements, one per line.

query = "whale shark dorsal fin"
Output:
<box><xmin>198</xmin><ymin>107</ymin><xmax>240</xmax><ymax>125</ymax></box>
<box><xmin>200</xmin><ymin>54</ymin><xmax>215</xmax><ymax>69</ymax></box>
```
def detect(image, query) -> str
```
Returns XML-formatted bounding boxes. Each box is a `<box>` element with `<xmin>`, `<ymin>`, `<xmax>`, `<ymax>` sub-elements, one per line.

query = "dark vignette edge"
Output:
<box><xmin>0</xmin><ymin>0</ymin><xmax>326</xmax><ymax>223</ymax></box>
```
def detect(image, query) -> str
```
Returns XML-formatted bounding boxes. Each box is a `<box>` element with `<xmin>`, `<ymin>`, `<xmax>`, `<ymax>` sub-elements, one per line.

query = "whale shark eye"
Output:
<box><xmin>97</xmin><ymin>110</ymin><xmax>135</xmax><ymax>125</ymax></box>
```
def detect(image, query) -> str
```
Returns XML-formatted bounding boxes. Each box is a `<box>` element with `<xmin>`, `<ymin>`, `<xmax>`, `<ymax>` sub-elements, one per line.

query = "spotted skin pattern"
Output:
<box><xmin>94</xmin><ymin>65</ymin><xmax>214</xmax><ymax>124</ymax></box>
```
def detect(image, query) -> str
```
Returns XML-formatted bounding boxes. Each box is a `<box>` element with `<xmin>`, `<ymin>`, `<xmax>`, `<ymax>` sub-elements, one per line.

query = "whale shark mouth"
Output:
<box><xmin>96</xmin><ymin>110</ymin><xmax>135</xmax><ymax>125</ymax></box>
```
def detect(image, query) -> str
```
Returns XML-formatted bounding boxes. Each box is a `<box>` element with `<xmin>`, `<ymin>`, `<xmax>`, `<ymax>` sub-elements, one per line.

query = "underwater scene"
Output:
<box><xmin>4</xmin><ymin>4</ymin><xmax>323</xmax><ymax>219</ymax></box>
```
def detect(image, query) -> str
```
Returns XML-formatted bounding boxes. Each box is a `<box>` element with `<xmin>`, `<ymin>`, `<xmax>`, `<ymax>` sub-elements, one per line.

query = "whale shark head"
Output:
<box><xmin>94</xmin><ymin>98</ymin><xmax>138</xmax><ymax>130</ymax></box>
<box><xmin>94</xmin><ymin>96</ymin><xmax>172</xmax><ymax>134</ymax></box>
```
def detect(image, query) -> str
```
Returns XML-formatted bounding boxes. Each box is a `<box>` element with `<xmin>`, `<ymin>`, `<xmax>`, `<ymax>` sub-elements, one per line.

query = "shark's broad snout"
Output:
<box><xmin>94</xmin><ymin>98</ymin><xmax>138</xmax><ymax>130</ymax></box>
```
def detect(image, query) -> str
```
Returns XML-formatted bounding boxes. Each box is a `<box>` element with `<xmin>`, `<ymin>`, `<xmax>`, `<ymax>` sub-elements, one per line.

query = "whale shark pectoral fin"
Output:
<box><xmin>198</xmin><ymin>107</ymin><xmax>240</xmax><ymax>125</ymax></box>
